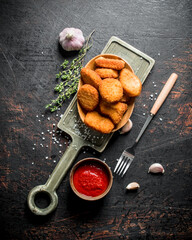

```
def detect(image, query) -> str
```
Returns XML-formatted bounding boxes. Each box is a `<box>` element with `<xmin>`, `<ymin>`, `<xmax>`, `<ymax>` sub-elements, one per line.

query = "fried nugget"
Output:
<box><xmin>95</xmin><ymin>68</ymin><xmax>119</xmax><ymax>79</ymax></box>
<box><xmin>77</xmin><ymin>84</ymin><xmax>99</xmax><ymax>111</ymax></box>
<box><xmin>84</xmin><ymin>111</ymin><xmax>114</xmax><ymax>134</ymax></box>
<box><xmin>95</xmin><ymin>57</ymin><xmax>125</xmax><ymax>70</ymax></box>
<box><xmin>99</xmin><ymin>78</ymin><xmax>123</xmax><ymax>103</ymax></box>
<box><xmin>100</xmin><ymin>100</ymin><xmax>128</xmax><ymax>125</ymax></box>
<box><xmin>119</xmin><ymin>68</ymin><xmax>142</xmax><ymax>97</ymax></box>
<box><xmin>81</xmin><ymin>67</ymin><xmax>102</xmax><ymax>89</ymax></box>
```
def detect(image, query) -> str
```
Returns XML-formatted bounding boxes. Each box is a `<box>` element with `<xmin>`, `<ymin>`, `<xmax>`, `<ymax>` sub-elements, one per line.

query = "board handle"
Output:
<box><xmin>27</xmin><ymin>139</ymin><xmax>83</xmax><ymax>216</ymax></box>
<box><xmin>150</xmin><ymin>73</ymin><xmax>178</xmax><ymax>115</ymax></box>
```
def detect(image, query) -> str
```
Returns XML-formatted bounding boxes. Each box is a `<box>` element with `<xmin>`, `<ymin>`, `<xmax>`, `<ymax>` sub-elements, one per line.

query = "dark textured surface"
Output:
<box><xmin>0</xmin><ymin>0</ymin><xmax>192</xmax><ymax>239</ymax></box>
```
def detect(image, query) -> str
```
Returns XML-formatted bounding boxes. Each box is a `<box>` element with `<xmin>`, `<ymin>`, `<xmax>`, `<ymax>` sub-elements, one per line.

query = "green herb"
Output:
<box><xmin>46</xmin><ymin>30</ymin><xmax>95</xmax><ymax>112</ymax></box>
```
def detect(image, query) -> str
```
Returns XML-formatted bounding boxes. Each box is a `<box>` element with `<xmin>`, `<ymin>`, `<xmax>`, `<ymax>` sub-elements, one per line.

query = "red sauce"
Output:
<box><xmin>73</xmin><ymin>163</ymin><xmax>109</xmax><ymax>197</ymax></box>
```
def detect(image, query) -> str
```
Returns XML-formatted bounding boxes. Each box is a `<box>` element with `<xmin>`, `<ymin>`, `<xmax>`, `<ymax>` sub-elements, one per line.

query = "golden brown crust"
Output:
<box><xmin>100</xmin><ymin>100</ymin><xmax>128</xmax><ymax>125</ymax></box>
<box><xmin>77</xmin><ymin>84</ymin><xmax>99</xmax><ymax>111</ymax></box>
<box><xmin>95</xmin><ymin>68</ymin><xmax>119</xmax><ymax>79</ymax></box>
<box><xmin>78</xmin><ymin>57</ymin><xmax>140</xmax><ymax>134</ymax></box>
<box><xmin>81</xmin><ymin>67</ymin><xmax>102</xmax><ymax>89</ymax></box>
<box><xmin>119</xmin><ymin>68</ymin><xmax>142</xmax><ymax>97</ymax></box>
<box><xmin>95</xmin><ymin>57</ymin><xmax>125</xmax><ymax>70</ymax></box>
<box><xmin>84</xmin><ymin>111</ymin><xmax>114</xmax><ymax>134</ymax></box>
<box><xmin>99</xmin><ymin>78</ymin><xmax>123</xmax><ymax>103</ymax></box>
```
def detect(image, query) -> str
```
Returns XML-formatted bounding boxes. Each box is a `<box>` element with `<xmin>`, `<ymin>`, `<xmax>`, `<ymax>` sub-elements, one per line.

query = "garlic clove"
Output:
<box><xmin>120</xmin><ymin>119</ymin><xmax>133</xmax><ymax>134</ymax></box>
<box><xmin>126</xmin><ymin>182</ymin><xmax>140</xmax><ymax>190</ymax></box>
<box><xmin>148</xmin><ymin>163</ymin><xmax>165</xmax><ymax>174</ymax></box>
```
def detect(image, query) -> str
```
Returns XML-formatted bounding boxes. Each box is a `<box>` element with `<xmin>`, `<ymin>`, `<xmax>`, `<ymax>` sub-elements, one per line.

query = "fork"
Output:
<box><xmin>114</xmin><ymin>73</ymin><xmax>178</xmax><ymax>177</ymax></box>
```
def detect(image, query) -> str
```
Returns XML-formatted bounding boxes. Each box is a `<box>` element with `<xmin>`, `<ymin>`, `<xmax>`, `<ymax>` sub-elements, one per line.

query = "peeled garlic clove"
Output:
<box><xmin>148</xmin><ymin>163</ymin><xmax>165</xmax><ymax>174</ymax></box>
<box><xmin>126</xmin><ymin>182</ymin><xmax>140</xmax><ymax>190</ymax></box>
<box><xmin>120</xmin><ymin>119</ymin><xmax>133</xmax><ymax>134</ymax></box>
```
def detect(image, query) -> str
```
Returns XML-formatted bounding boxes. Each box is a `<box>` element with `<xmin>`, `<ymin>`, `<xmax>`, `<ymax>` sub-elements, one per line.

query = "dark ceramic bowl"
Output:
<box><xmin>70</xmin><ymin>158</ymin><xmax>113</xmax><ymax>201</ymax></box>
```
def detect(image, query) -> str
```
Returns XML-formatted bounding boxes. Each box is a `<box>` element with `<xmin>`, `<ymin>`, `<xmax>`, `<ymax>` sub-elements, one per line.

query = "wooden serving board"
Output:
<box><xmin>28</xmin><ymin>37</ymin><xmax>155</xmax><ymax>215</ymax></box>
<box><xmin>58</xmin><ymin>36</ymin><xmax>155</xmax><ymax>147</ymax></box>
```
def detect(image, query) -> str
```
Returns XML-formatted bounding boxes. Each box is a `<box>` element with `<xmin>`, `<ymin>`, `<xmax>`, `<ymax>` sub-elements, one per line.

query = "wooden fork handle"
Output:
<box><xmin>150</xmin><ymin>73</ymin><xmax>178</xmax><ymax>115</ymax></box>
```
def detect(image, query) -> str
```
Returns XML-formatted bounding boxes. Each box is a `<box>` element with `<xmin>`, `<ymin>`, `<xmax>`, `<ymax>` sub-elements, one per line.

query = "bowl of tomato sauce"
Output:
<box><xmin>70</xmin><ymin>158</ymin><xmax>113</xmax><ymax>201</ymax></box>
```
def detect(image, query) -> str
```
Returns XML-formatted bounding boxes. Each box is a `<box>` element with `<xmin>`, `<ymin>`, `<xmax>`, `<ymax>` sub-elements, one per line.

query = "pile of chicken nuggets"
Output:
<box><xmin>77</xmin><ymin>56</ymin><xmax>142</xmax><ymax>134</ymax></box>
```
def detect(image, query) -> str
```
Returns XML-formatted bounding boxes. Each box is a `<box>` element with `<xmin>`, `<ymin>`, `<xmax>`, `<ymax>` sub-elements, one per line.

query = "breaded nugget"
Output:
<box><xmin>100</xmin><ymin>100</ymin><xmax>128</xmax><ymax>125</ymax></box>
<box><xmin>99</xmin><ymin>78</ymin><xmax>123</xmax><ymax>103</ymax></box>
<box><xmin>84</xmin><ymin>111</ymin><xmax>114</xmax><ymax>134</ymax></box>
<box><xmin>95</xmin><ymin>68</ymin><xmax>119</xmax><ymax>79</ymax></box>
<box><xmin>95</xmin><ymin>57</ymin><xmax>125</xmax><ymax>70</ymax></box>
<box><xmin>81</xmin><ymin>67</ymin><xmax>102</xmax><ymax>89</ymax></box>
<box><xmin>119</xmin><ymin>68</ymin><xmax>142</xmax><ymax>97</ymax></box>
<box><xmin>77</xmin><ymin>84</ymin><xmax>99</xmax><ymax>111</ymax></box>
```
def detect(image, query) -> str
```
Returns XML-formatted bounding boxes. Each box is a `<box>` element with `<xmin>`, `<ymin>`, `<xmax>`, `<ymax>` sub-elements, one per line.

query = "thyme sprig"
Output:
<box><xmin>46</xmin><ymin>30</ymin><xmax>95</xmax><ymax>112</ymax></box>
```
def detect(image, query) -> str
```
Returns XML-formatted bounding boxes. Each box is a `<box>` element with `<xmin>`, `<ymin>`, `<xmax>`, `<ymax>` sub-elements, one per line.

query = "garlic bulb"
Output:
<box><xmin>59</xmin><ymin>28</ymin><xmax>85</xmax><ymax>51</ymax></box>
<box><xmin>148</xmin><ymin>163</ymin><xmax>165</xmax><ymax>174</ymax></box>
<box><xmin>126</xmin><ymin>182</ymin><xmax>140</xmax><ymax>190</ymax></box>
<box><xmin>120</xmin><ymin>119</ymin><xmax>133</xmax><ymax>134</ymax></box>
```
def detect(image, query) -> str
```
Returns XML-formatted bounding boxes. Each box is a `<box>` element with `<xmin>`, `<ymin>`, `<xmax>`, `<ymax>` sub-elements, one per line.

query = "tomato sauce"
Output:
<box><xmin>73</xmin><ymin>163</ymin><xmax>109</xmax><ymax>197</ymax></box>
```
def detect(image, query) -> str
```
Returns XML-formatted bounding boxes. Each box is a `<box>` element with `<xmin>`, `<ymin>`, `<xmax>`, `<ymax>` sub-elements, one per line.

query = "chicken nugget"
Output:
<box><xmin>99</xmin><ymin>78</ymin><xmax>123</xmax><ymax>103</ymax></box>
<box><xmin>100</xmin><ymin>100</ymin><xmax>128</xmax><ymax>125</ymax></box>
<box><xmin>95</xmin><ymin>68</ymin><xmax>119</xmax><ymax>79</ymax></box>
<box><xmin>77</xmin><ymin>84</ymin><xmax>99</xmax><ymax>111</ymax></box>
<box><xmin>119</xmin><ymin>68</ymin><xmax>142</xmax><ymax>97</ymax></box>
<box><xmin>95</xmin><ymin>57</ymin><xmax>125</xmax><ymax>70</ymax></box>
<box><xmin>84</xmin><ymin>111</ymin><xmax>114</xmax><ymax>134</ymax></box>
<box><xmin>81</xmin><ymin>67</ymin><xmax>102</xmax><ymax>89</ymax></box>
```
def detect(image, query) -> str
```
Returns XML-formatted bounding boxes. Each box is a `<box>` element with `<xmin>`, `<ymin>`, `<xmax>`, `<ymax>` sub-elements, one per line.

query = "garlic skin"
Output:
<box><xmin>126</xmin><ymin>182</ymin><xmax>140</xmax><ymax>190</ymax></box>
<box><xmin>120</xmin><ymin>119</ymin><xmax>133</xmax><ymax>134</ymax></box>
<box><xmin>148</xmin><ymin>163</ymin><xmax>165</xmax><ymax>174</ymax></box>
<box><xmin>59</xmin><ymin>28</ymin><xmax>85</xmax><ymax>51</ymax></box>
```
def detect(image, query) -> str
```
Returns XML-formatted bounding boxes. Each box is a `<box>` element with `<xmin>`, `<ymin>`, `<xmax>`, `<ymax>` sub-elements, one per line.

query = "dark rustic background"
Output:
<box><xmin>0</xmin><ymin>0</ymin><xmax>192</xmax><ymax>239</ymax></box>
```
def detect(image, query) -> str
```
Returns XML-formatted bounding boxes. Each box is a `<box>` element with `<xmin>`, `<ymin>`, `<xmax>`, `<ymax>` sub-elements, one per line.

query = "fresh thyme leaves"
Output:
<box><xmin>46</xmin><ymin>30</ymin><xmax>95</xmax><ymax>112</ymax></box>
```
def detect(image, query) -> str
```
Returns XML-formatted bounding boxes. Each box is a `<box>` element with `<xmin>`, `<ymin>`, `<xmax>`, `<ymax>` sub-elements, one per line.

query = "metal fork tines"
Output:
<box><xmin>114</xmin><ymin>150</ymin><xmax>134</xmax><ymax>177</ymax></box>
<box><xmin>114</xmin><ymin>113</ymin><xmax>154</xmax><ymax>177</ymax></box>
